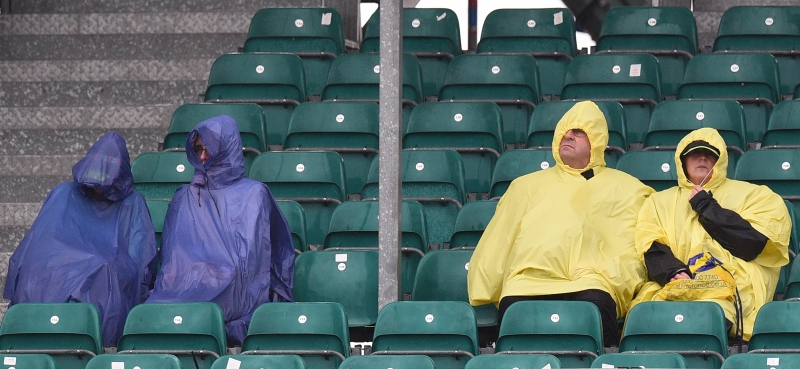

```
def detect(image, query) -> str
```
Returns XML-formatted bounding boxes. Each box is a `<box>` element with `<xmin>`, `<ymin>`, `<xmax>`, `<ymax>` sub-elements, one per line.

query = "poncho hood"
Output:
<box><xmin>552</xmin><ymin>100</ymin><xmax>608</xmax><ymax>175</ymax></box>
<box><xmin>187</xmin><ymin>115</ymin><xmax>246</xmax><ymax>189</ymax></box>
<box><xmin>675</xmin><ymin>127</ymin><xmax>728</xmax><ymax>191</ymax></box>
<box><xmin>72</xmin><ymin>131</ymin><xmax>133</xmax><ymax>202</ymax></box>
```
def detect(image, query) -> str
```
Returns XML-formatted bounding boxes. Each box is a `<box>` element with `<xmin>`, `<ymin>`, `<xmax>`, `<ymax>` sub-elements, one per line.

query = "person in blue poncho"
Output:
<box><xmin>4</xmin><ymin>132</ymin><xmax>158</xmax><ymax>348</ymax></box>
<box><xmin>147</xmin><ymin>115</ymin><xmax>294</xmax><ymax>345</ymax></box>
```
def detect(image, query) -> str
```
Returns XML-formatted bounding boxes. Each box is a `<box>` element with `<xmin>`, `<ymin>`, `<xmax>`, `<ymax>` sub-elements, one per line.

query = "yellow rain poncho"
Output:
<box><xmin>631</xmin><ymin>128</ymin><xmax>790</xmax><ymax>340</ymax></box>
<box><xmin>467</xmin><ymin>101</ymin><xmax>654</xmax><ymax>318</ymax></box>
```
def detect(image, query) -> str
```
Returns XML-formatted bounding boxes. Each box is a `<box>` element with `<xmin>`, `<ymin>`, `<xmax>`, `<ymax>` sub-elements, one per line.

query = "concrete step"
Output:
<box><xmin>0</xmin><ymin>106</ymin><xmax>177</xmax><ymax>130</ymax></box>
<box><xmin>0</xmin><ymin>128</ymin><xmax>166</xmax><ymax>156</ymax></box>
<box><xmin>10</xmin><ymin>0</ymin><xmax>290</xmax><ymax>14</ymax></box>
<box><xmin>0</xmin><ymin>80</ymin><xmax>206</xmax><ymax>107</ymax></box>
<box><xmin>0</xmin><ymin>60</ymin><xmax>213</xmax><ymax>83</ymax></box>
<box><xmin>0</xmin><ymin>12</ymin><xmax>250</xmax><ymax>35</ymax></box>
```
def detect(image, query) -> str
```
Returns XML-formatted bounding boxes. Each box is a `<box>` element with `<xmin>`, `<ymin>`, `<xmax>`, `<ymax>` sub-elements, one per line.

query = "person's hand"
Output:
<box><xmin>689</xmin><ymin>185</ymin><xmax>704</xmax><ymax>200</ymax></box>
<box><xmin>670</xmin><ymin>272</ymin><xmax>691</xmax><ymax>281</ymax></box>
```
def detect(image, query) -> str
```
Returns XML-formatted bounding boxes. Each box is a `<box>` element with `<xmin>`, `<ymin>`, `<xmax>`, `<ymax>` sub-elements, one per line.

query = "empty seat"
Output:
<box><xmin>439</xmin><ymin>54</ymin><xmax>542</xmax><ymax>148</ymax></box>
<box><xmin>277</xmin><ymin>200</ymin><xmax>308</xmax><ymax>254</ymax></box>
<box><xmin>490</xmin><ymin>149</ymin><xmax>556</xmax><ymax>199</ymax></box>
<box><xmin>249</xmin><ymin>151</ymin><xmax>347</xmax><ymax>248</ymax></box>
<box><xmin>450</xmin><ymin>200</ymin><xmax>498</xmax><ymax>249</ymax></box>
<box><xmin>526</xmin><ymin>100</ymin><xmax>628</xmax><ymax>167</ymax></box>
<box><xmin>362</xmin><ymin>8</ymin><xmax>461</xmax><ymax>99</ymax></box>
<box><xmin>293</xmin><ymin>250</ymin><xmax>378</xmax><ymax>338</ymax></box>
<box><xmin>466</xmin><ymin>354</ymin><xmax>561</xmax><ymax>369</ymax></box>
<box><xmin>496</xmin><ymin>300</ymin><xmax>603</xmax><ymax>368</ymax></box>
<box><xmin>340</xmin><ymin>355</ymin><xmax>435</xmax><ymax>369</ymax></box>
<box><xmin>619</xmin><ymin>301</ymin><xmax>728</xmax><ymax>369</ymax></box>
<box><xmin>722</xmin><ymin>353</ymin><xmax>800</xmax><ymax>369</ymax></box>
<box><xmin>404</xmin><ymin>101</ymin><xmax>504</xmax><ymax>198</ymax></box>
<box><xmin>146</xmin><ymin>199</ymin><xmax>169</xmax><ymax>249</ymax></box>
<box><xmin>241</xmin><ymin>302</ymin><xmax>349</xmax><ymax>369</ymax></box>
<box><xmin>0</xmin><ymin>303</ymin><xmax>102</xmax><ymax>369</ymax></box>
<box><xmin>117</xmin><ymin>302</ymin><xmax>226</xmax><ymax>369</ymax></box>
<box><xmin>748</xmin><ymin>301</ymin><xmax>800</xmax><ymax>353</ymax></box>
<box><xmin>85</xmin><ymin>354</ymin><xmax>181</xmax><ymax>369</ymax></box>
<box><xmin>412</xmin><ymin>250</ymin><xmax>498</xmax><ymax>329</ymax></box>
<box><xmin>591</xmin><ymin>352</ymin><xmax>687</xmax><ymax>369</ymax></box>
<box><xmin>371</xmin><ymin>301</ymin><xmax>479</xmax><ymax>369</ymax></box>
<box><xmin>204</xmin><ymin>53</ymin><xmax>306</xmax><ymax>148</ymax></box>
<box><xmin>211</xmin><ymin>355</ymin><xmax>305</xmax><ymax>369</ymax></box>
<box><xmin>131</xmin><ymin>151</ymin><xmax>193</xmax><ymax>200</ymax></box>
<box><xmin>0</xmin><ymin>354</ymin><xmax>56</xmax><ymax>369</ymax></box>
<box><xmin>677</xmin><ymin>53</ymin><xmax>780</xmax><ymax>144</ymax></box>
<box><xmin>713</xmin><ymin>6</ymin><xmax>800</xmax><ymax>98</ymax></box>
<box><xmin>362</xmin><ymin>150</ymin><xmax>466</xmax><ymax>248</ymax></box>
<box><xmin>734</xmin><ymin>148</ymin><xmax>800</xmax><ymax>207</ymax></box>
<box><xmin>615</xmin><ymin>150</ymin><xmax>677</xmax><ymax>191</ymax></box>
<box><xmin>284</xmin><ymin>101</ymin><xmax>379</xmax><ymax>197</ymax></box>
<box><xmin>244</xmin><ymin>7</ymin><xmax>344</xmax><ymax>97</ymax></box>
<box><xmin>597</xmin><ymin>6</ymin><xmax>698</xmax><ymax>96</ymax></box>
<box><xmin>562</xmin><ymin>53</ymin><xmax>662</xmax><ymax>145</ymax></box>
<box><xmin>324</xmin><ymin>200</ymin><xmax>427</xmax><ymax>297</ymax></box>
<box><xmin>761</xmin><ymin>100</ymin><xmax>800</xmax><ymax>148</ymax></box>
<box><xmin>478</xmin><ymin>8</ymin><xmax>577</xmax><ymax>99</ymax></box>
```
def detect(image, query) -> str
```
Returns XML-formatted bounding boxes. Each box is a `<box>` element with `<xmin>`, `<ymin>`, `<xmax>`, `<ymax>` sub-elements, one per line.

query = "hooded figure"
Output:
<box><xmin>147</xmin><ymin>115</ymin><xmax>294</xmax><ymax>345</ymax></box>
<box><xmin>467</xmin><ymin>101</ymin><xmax>654</xmax><ymax>346</ymax></box>
<box><xmin>4</xmin><ymin>132</ymin><xmax>158</xmax><ymax>347</ymax></box>
<box><xmin>632</xmin><ymin>127</ymin><xmax>790</xmax><ymax>341</ymax></box>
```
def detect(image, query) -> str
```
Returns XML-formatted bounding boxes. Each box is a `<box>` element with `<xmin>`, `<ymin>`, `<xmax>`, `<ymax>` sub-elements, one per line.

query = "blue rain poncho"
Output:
<box><xmin>4</xmin><ymin>132</ymin><xmax>158</xmax><ymax>348</ymax></box>
<box><xmin>147</xmin><ymin>115</ymin><xmax>294</xmax><ymax>345</ymax></box>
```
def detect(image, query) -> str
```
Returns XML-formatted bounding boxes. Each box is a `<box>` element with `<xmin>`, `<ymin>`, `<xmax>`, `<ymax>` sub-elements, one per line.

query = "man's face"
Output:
<box><xmin>193</xmin><ymin>137</ymin><xmax>211</xmax><ymax>165</ymax></box>
<box><xmin>559</xmin><ymin>129</ymin><xmax>591</xmax><ymax>169</ymax></box>
<box><xmin>684</xmin><ymin>149</ymin><xmax>717</xmax><ymax>185</ymax></box>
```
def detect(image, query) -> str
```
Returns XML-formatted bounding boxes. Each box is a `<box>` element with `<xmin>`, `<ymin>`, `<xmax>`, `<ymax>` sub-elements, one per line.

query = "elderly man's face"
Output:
<box><xmin>559</xmin><ymin>129</ymin><xmax>591</xmax><ymax>169</ymax></box>
<box><xmin>684</xmin><ymin>149</ymin><xmax>717</xmax><ymax>185</ymax></box>
<box><xmin>193</xmin><ymin>137</ymin><xmax>211</xmax><ymax>165</ymax></box>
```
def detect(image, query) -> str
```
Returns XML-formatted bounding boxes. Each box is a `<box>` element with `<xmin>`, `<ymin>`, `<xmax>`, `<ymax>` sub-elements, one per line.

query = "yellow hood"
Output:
<box><xmin>552</xmin><ymin>100</ymin><xmax>608</xmax><ymax>174</ymax></box>
<box><xmin>675</xmin><ymin>127</ymin><xmax>728</xmax><ymax>190</ymax></box>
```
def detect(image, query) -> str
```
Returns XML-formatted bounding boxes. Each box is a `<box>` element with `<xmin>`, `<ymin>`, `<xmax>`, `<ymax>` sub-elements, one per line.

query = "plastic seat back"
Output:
<box><xmin>562</xmin><ymin>53</ymin><xmax>662</xmax><ymax>145</ymax></box>
<box><xmin>277</xmin><ymin>200</ymin><xmax>307</xmax><ymax>254</ymax></box>
<box><xmin>722</xmin><ymin>353</ymin><xmax>800</xmax><ymax>369</ymax></box>
<box><xmin>404</xmin><ymin>101</ymin><xmax>504</xmax><ymax>198</ymax></box>
<box><xmin>244</xmin><ymin>7</ymin><xmax>344</xmax><ymax>97</ymax></box>
<box><xmin>340</xmin><ymin>355</ymin><xmax>435</xmax><ymax>369</ymax></box>
<box><xmin>496</xmin><ymin>300</ymin><xmax>603</xmax><ymax>368</ymax></box>
<box><xmin>490</xmin><ymin>149</ymin><xmax>556</xmax><ymax>199</ymax></box>
<box><xmin>748</xmin><ymin>301</ymin><xmax>800</xmax><ymax>353</ymax></box>
<box><xmin>591</xmin><ymin>352</ymin><xmax>687</xmax><ymax>368</ymax></box>
<box><xmin>372</xmin><ymin>301</ymin><xmax>479</xmax><ymax>369</ymax></box>
<box><xmin>0</xmin><ymin>303</ymin><xmax>102</xmax><ymax>369</ymax></box>
<box><xmin>466</xmin><ymin>354</ymin><xmax>561</xmax><ymax>369</ymax></box>
<box><xmin>212</xmin><ymin>354</ymin><xmax>306</xmax><ymax>369</ymax></box>
<box><xmin>0</xmin><ymin>354</ymin><xmax>56</xmax><ymax>369</ymax></box>
<box><xmin>597</xmin><ymin>6</ymin><xmax>698</xmax><ymax>96</ymax></box>
<box><xmin>619</xmin><ymin>301</ymin><xmax>728</xmax><ymax>369</ymax></box>
<box><xmin>284</xmin><ymin>101</ymin><xmax>379</xmax><ymax>197</ymax></box>
<box><xmin>131</xmin><ymin>151</ymin><xmax>193</xmax><ymax>200</ymax></box>
<box><xmin>450</xmin><ymin>200</ymin><xmax>498</xmax><ymax>249</ymax></box>
<box><xmin>242</xmin><ymin>302</ymin><xmax>349</xmax><ymax>369</ymax></box>
<box><xmin>734</xmin><ymin>148</ymin><xmax>800</xmax><ymax>208</ymax></box>
<box><xmin>477</xmin><ymin>8</ymin><xmax>577</xmax><ymax>98</ymax></box>
<box><xmin>615</xmin><ymin>150</ymin><xmax>678</xmax><ymax>191</ymax></box>
<box><xmin>250</xmin><ymin>151</ymin><xmax>346</xmax><ymax>248</ymax></box>
<box><xmin>86</xmin><ymin>354</ymin><xmax>181</xmax><ymax>369</ymax></box>
<box><xmin>293</xmin><ymin>250</ymin><xmax>379</xmax><ymax>329</ymax></box>
<box><xmin>762</xmin><ymin>100</ymin><xmax>800</xmax><ymax>148</ymax></box>
<box><xmin>677</xmin><ymin>53</ymin><xmax>780</xmax><ymax>144</ymax></box>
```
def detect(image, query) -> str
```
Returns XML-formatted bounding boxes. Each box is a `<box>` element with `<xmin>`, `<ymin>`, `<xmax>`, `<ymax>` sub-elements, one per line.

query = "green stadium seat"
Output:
<box><xmin>249</xmin><ymin>151</ymin><xmax>347</xmax><ymax>248</ymax></box>
<box><xmin>277</xmin><ymin>200</ymin><xmax>307</xmax><ymax>254</ymax></box>
<box><xmin>477</xmin><ymin>8</ymin><xmax>577</xmax><ymax>99</ymax></box>
<box><xmin>131</xmin><ymin>151</ymin><xmax>193</xmax><ymax>200</ymax></box>
<box><xmin>450</xmin><ymin>200</ymin><xmax>497</xmax><ymax>249</ymax></box>
<box><xmin>361</xmin><ymin>150</ymin><xmax>466</xmax><ymax>249</ymax></box>
<box><xmin>615</xmin><ymin>150</ymin><xmax>677</xmax><ymax>191</ymax></box>
<box><xmin>677</xmin><ymin>53</ymin><xmax>780</xmax><ymax>145</ymax></box>
<box><xmin>619</xmin><ymin>301</ymin><xmax>728</xmax><ymax>369</ymax></box>
<box><xmin>466</xmin><ymin>354</ymin><xmax>561</xmax><ymax>369</ymax></box>
<box><xmin>241</xmin><ymin>302</ymin><xmax>349</xmax><ymax>369</ymax></box>
<box><xmin>371</xmin><ymin>301</ymin><xmax>479</xmax><ymax>369</ymax></box>
<box><xmin>734</xmin><ymin>148</ymin><xmax>800</xmax><ymax>208</ymax></box>
<box><xmin>722</xmin><ymin>353</ymin><xmax>800</xmax><ymax>369</ymax></box>
<box><xmin>411</xmin><ymin>250</ymin><xmax>498</xmax><ymax>329</ymax></box>
<box><xmin>439</xmin><ymin>54</ymin><xmax>542</xmax><ymax>148</ymax></box>
<box><xmin>404</xmin><ymin>101</ymin><xmax>504</xmax><ymax>198</ymax></box>
<box><xmin>211</xmin><ymin>355</ymin><xmax>305</xmax><ymax>369</ymax></box>
<box><xmin>204</xmin><ymin>53</ymin><xmax>306</xmax><ymax>148</ymax></box>
<box><xmin>596</xmin><ymin>6</ymin><xmax>698</xmax><ymax>97</ymax></box>
<box><xmin>779</xmin><ymin>200</ymin><xmax>799</xmax><ymax>296</ymax></box>
<box><xmin>0</xmin><ymin>303</ymin><xmax>102</xmax><ymax>369</ymax></box>
<box><xmin>489</xmin><ymin>149</ymin><xmax>555</xmax><ymax>199</ymax></box>
<box><xmin>713</xmin><ymin>6</ymin><xmax>800</xmax><ymax>97</ymax></box>
<box><xmin>340</xmin><ymin>355</ymin><xmax>435</xmax><ymax>369</ymax></box>
<box><xmin>496</xmin><ymin>300</ymin><xmax>603</xmax><ymax>368</ymax></box>
<box><xmin>284</xmin><ymin>101</ymin><xmax>379</xmax><ymax>198</ymax></box>
<box><xmin>0</xmin><ymin>354</ymin><xmax>56</xmax><ymax>369</ymax></box>
<box><xmin>292</xmin><ymin>251</ymin><xmax>378</xmax><ymax>337</ymax></box>
<box><xmin>748</xmin><ymin>301</ymin><xmax>800</xmax><ymax>354</ymax></box>
<box><xmin>244</xmin><ymin>7</ymin><xmax>344</xmax><ymax>97</ymax></box>
<box><xmin>362</xmin><ymin>8</ymin><xmax>461</xmax><ymax>99</ymax></box>
<box><xmin>145</xmin><ymin>199</ymin><xmax>169</xmax><ymax>250</ymax></box>
<box><xmin>761</xmin><ymin>100</ymin><xmax>800</xmax><ymax>148</ymax></box>
<box><xmin>86</xmin><ymin>354</ymin><xmax>181</xmax><ymax>369</ymax></box>
<box><xmin>324</xmin><ymin>200</ymin><xmax>427</xmax><ymax>297</ymax></box>
<box><xmin>591</xmin><ymin>352</ymin><xmax>687</xmax><ymax>368</ymax></box>
<box><xmin>561</xmin><ymin>53</ymin><xmax>662</xmax><ymax>145</ymax></box>
<box><xmin>117</xmin><ymin>302</ymin><xmax>226</xmax><ymax>369</ymax></box>
<box><xmin>525</xmin><ymin>100</ymin><xmax>628</xmax><ymax>167</ymax></box>
<box><xmin>644</xmin><ymin>99</ymin><xmax>746</xmax><ymax>174</ymax></box>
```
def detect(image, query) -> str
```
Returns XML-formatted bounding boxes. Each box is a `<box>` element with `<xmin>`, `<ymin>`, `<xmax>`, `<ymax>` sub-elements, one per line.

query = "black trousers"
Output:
<box><xmin>498</xmin><ymin>289</ymin><xmax>620</xmax><ymax>348</ymax></box>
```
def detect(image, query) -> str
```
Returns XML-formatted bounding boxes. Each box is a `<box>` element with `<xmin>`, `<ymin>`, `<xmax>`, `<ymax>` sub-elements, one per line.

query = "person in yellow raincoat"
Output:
<box><xmin>467</xmin><ymin>101</ymin><xmax>654</xmax><ymax>347</ymax></box>
<box><xmin>632</xmin><ymin>127</ymin><xmax>790</xmax><ymax>342</ymax></box>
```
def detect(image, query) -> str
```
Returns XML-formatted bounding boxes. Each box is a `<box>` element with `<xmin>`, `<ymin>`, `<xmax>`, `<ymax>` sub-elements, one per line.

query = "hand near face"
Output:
<box><xmin>689</xmin><ymin>185</ymin><xmax>703</xmax><ymax>200</ymax></box>
<box><xmin>670</xmin><ymin>272</ymin><xmax>691</xmax><ymax>281</ymax></box>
